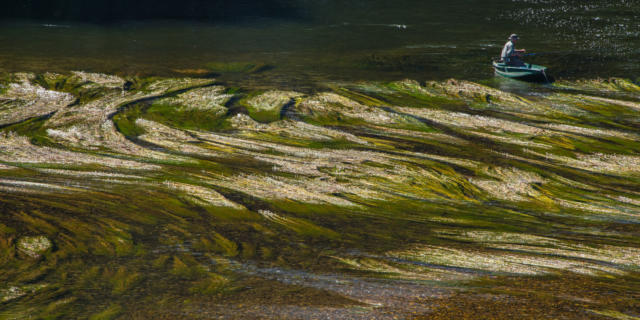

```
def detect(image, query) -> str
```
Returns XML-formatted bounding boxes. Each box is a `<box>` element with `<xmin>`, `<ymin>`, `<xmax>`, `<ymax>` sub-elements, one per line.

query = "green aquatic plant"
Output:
<box><xmin>189</xmin><ymin>273</ymin><xmax>231</xmax><ymax>295</ymax></box>
<box><xmin>144</xmin><ymin>103</ymin><xmax>230</xmax><ymax>131</ymax></box>
<box><xmin>109</xmin><ymin>266</ymin><xmax>141</xmax><ymax>295</ymax></box>
<box><xmin>204</xmin><ymin>62</ymin><xmax>271</xmax><ymax>74</ymax></box>
<box><xmin>88</xmin><ymin>304</ymin><xmax>122</xmax><ymax>320</ymax></box>
<box><xmin>1</xmin><ymin>72</ymin><xmax>640</xmax><ymax>318</ymax></box>
<box><xmin>16</xmin><ymin>235</ymin><xmax>52</xmax><ymax>258</ymax></box>
<box><xmin>239</xmin><ymin>90</ymin><xmax>303</xmax><ymax>123</ymax></box>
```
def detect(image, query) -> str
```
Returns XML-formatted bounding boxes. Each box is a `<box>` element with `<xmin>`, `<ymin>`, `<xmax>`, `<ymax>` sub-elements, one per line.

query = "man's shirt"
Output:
<box><xmin>501</xmin><ymin>41</ymin><xmax>515</xmax><ymax>60</ymax></box>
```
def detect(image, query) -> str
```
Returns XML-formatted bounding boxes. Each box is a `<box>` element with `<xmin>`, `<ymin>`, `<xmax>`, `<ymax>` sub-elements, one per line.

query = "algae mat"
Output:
<box><xmin>1</xmin><ymin>72</ymin><xmax>640</xmax><ymax>319</ymax></box>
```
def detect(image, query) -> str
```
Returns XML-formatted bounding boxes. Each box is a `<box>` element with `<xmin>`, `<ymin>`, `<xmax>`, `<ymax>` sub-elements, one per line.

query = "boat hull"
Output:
<box><xmin>493</xmin><ymin>61</ymin><xmax>549</xmax><ymax>82</ymax></box>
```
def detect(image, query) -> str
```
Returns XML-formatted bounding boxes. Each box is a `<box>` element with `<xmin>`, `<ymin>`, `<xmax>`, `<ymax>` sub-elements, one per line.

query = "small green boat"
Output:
<box><xmin>492</xmin><ymin>61</ymin><xmax>550</xmax><ymax>82</ymax></box>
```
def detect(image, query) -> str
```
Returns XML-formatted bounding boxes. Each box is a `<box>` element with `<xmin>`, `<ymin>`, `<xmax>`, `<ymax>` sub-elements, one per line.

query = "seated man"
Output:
<box><xmin>501</xmin><ymin>34</ymin><xmax>526</xmax><ymax>66</ymax></box>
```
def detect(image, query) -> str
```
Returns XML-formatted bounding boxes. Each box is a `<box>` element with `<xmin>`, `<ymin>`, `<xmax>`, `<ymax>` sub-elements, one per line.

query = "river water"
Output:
<box><xmin>2</xmin><ymin>1</ymin><xmax>640</xmax><ymax>319</ymax></box>
<box><xmin>0</xmin><ymin>0</ymin><xmax>638</xmax><ymax>87</ymax></box>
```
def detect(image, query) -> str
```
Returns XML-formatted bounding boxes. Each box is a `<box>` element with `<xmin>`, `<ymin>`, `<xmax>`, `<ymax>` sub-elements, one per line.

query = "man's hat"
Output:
<box><xmin>509</xmin><ymin>34</ymin><xmax>519</xmax><ymax>40</ymax></box>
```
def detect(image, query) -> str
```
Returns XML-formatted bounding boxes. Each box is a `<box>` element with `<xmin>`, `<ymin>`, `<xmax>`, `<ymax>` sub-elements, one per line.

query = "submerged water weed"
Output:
<box><xmin>16</xmin><ymin>235</ymin><xmax>52</xmax><ymax>258</ymax></box>
<box><xmin>88</xmin><ymin>304</ymin><xmax>122</xmax><ymax>320</ymax></box>
<box><xmin>240</xmin><ymin>90</ymin><xmax>303</xmax><ymax>123</ymax></box>
<box><xmin>1</xmin><ymin>72</ymin><xmax>640</xmax><ymax>318</ymax></box>
<box><xmin>204</xmin><ymin>62</ymin><xmax>271</xmax><ymax>75</ymax></box>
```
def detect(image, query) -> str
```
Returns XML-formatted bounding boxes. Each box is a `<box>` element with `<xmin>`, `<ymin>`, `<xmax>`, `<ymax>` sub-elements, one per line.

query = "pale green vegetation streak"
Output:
<box><xmin>1</xmin><ymin>73</ymin><xmax>640</xmax><ymax>318</ymax></box>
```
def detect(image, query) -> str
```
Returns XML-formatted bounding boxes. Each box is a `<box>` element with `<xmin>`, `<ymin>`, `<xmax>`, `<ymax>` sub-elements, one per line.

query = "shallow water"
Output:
<box><xmin>1</xmin><ymin>1</ymin><xmax>640</xmax><ymax>319</ymax></box>
<box><xmin>1</xmin><ymin>71</ymin><xmax>640</xmax><ymax>318</ymax></box>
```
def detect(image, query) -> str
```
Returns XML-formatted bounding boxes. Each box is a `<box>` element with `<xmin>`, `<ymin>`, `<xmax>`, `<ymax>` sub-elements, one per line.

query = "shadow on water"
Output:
<box><xmin>0</xmin><ymin>0</ymin><xmax>304</xmax><ymax>23</ymax></box>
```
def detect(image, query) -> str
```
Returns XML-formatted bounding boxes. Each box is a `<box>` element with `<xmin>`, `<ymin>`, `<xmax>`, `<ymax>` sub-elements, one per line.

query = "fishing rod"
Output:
<box><xmin>521</xmin><ymin>52</ymin><xmax>559</xmax><ymax>57</ymax></box>
<box><xmin>493</xmin><ymin>51</ymin><xmax>566</xmax><ymax>60</ymax></box>
<box><xmin>521</xmin><ymin>50</ymin><xmax>590</xmax><ymax>57</ymax></box>
<box><xmin>490</xmin><ymin>51</ymin><xmax>577</xmax><ymax>60</ymax></box>
<box><xmin>493</xmin><ymin>49</ymin><xmax>589</xmax><ymax>62</ymax></box>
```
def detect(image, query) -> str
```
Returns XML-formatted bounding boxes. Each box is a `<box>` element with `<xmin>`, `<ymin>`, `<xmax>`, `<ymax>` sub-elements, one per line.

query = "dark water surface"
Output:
<box><xmin>0</xmin><ymin>0</ymin><xmax>638</xmax><ymax>87</ymax></box>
